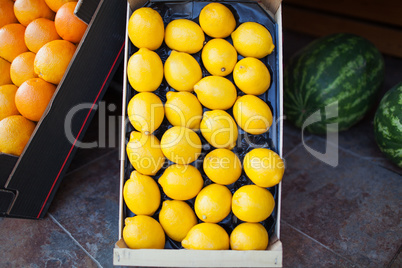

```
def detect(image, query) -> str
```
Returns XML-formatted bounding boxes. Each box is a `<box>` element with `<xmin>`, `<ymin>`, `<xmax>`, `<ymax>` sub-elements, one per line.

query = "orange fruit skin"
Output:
<box><xmin>0</xmin><ymin>84</ymin><xmax>20</xmax><ymax>121</ymax></box>
<box><xmin>0</xmin><ymin>0</ymin><xmax>18</xmax><ymax>28</ymax></box>
<box><xmin>0</xmin><ymin>115</ymin><xmax>36</xmax><ymax>156</ymax></box>
<box><xmin>13</xmin><ymin>0</ymin><xmax>55</xmax><ymax>26</ymax></box>
<box><xmin>34</xmin><ymin>39</ymin><xmax>76</xmax><ymax>84</ymax></box>
<box><xmin>24</xmin><ymin>18</ymin><xmax>61</xmax><ymax>53</ymax></box>
<box><xmin>0</xmin><ymin>23</ymin><xmax>29</xmax><ymax>62</ymax></box>
<box><xmin>44</xmin><ymin>0</ymin><xmax>77</xmax><ymax>12</ymax></box>
<box><xmin>15</xmin><ymin>78</ymin><xmax>56</xmax><ymax>121</ymax></box>
<box><xmin>0</xmin><ymin>58</ymin><xmax>12</xmax><ymax>86</ymax></box>
<box><xmin>10</xmin><ymin>51</ymin><xmax>38</xmax><ymax>86</ymax></box>
<box><xmin>55</xmin><ymin>2</ymin><xmax>87</xmax><ymax>43</ymax></box>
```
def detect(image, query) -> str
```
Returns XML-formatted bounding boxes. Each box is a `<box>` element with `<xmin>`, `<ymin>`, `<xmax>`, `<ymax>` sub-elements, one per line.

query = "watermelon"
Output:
<box><xmin>374</xmin><ymin>83</ymin><xmax>402</xmax><ymax>168</ymax></box>
<box><xmin>284</xmin><ymin>33</ymin><xmax>385</xmax><ymax>134</ymax></box>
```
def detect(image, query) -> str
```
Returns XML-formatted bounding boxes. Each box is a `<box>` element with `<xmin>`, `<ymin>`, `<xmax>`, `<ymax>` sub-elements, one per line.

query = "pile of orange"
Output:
<box><xmin>0</xmin><ymin>0</ymin><xmax>88</xmax><ymax>156</ymax></box>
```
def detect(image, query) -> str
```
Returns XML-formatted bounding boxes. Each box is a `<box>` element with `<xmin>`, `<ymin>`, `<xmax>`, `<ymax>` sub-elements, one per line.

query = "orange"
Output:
<box><xmin>44</xmin><ymin>0</ymin><xmax>77</xmax><ymax>12</ymax></box>
<box><xmin>13</xmin><ymin>0</ymin><xmax>55</xmax><ymax>26</ymax></box>
<box><xmin>0</xmin><ymin>84</ymin><xmax>19</xmax><ymax>121</ymax></box>
<box><xmin>34</xmin><ymin>39</ymin><xmax>76</xmax><ymax>84</ymax></box>
<box><xmin>0</xmin><ymin>115</ymin><xmax>36</xmax><ymax>156</ymax></box>
<box><xmin>0</xmin><ymin>58</ymin><xmax>12</xmax><ymax>86</ymax></box>
<box><xmin>55</xmin><ymin>2</ymin><xmax>87</xmax><ymax>43</ymax></box>
<box><xmin>0</xmin><ymin>0</ymin><xmax>18</xmax><ymax>28</ymax></box>
<box><xmin>10</xmin><ymin>51</ymin><xmax>38</xmax><ymax>86</ymax></box>
<box><xmin>24</xmin><ymin>18</ymin><xmax>61</xmax><ymax>53</ymax></box>
<box><xmin>15</xmin><ymin>77</ymin><xmax>56</xmax><ymax>121</ymax></box>
<box><xmin>0</xmin><ymin>23</ymin><xmax>29</xmax><ymax>62</ymax></box>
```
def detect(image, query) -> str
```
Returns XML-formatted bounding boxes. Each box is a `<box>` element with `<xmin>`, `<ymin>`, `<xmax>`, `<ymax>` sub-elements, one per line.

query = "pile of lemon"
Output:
<box><xmin>123</xmin><ymin>3</ymin><xmax>284</xmax><ymax>251</ymax></box>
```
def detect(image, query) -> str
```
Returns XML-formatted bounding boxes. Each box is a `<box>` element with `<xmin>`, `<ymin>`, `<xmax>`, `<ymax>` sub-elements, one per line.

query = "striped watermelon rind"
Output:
<box><xmin>284</xmin><ymin>33</ymin><xmax>385</xmax><ymax>134</ymax></box>
<box><xmin>374</xmin><ymin>83</ymin><xmax>402</xmax><ymax>168</ymax></box>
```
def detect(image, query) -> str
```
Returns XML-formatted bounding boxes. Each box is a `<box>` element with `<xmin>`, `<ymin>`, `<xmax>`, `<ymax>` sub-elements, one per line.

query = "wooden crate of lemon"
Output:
<box><xmin>115</xmin><ymin>0</ymin><xmax>284</xmax><ymax>267</ymax></box>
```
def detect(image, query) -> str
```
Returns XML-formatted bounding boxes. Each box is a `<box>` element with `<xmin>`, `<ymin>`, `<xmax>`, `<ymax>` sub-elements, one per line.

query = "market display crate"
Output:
<box><xmin>114</xmin><ymin>0</ymin><xmax>283</xmax><ymax>266</ymax></box>
<box><xmin>0</xmin><ymin>0</ymin><xmax>126</xmax><ymax>219</ymax></box>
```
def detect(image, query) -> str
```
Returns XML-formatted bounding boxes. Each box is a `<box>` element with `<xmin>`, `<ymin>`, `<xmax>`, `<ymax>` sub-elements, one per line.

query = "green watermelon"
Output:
<box><xmin>284</xmin><ymin>33</ymin><xmax>385</xmax><ymax>134</ymax></box>
<box><xmin>374</xmin><ymin>83</ymin><xmax>402</xmax><ymax>168</ymax></box>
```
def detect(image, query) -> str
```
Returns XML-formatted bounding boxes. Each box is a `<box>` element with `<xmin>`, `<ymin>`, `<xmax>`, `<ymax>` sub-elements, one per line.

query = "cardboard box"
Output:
<box><xmin>115</xmin><ymin>0</ymin><xmax>283</xmax><ymax>266</ymax></box>
<box><xmin>0</xmin><ymin>0</ymin><xmax>127</xmax><ymax>219</ymax></box>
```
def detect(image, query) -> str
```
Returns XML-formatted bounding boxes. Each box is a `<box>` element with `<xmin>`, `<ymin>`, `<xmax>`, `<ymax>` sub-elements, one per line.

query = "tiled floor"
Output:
<box><xmin>0</xmin><ymin>31</ymin><xmax>401</xmax><ymax>267</ymax></box>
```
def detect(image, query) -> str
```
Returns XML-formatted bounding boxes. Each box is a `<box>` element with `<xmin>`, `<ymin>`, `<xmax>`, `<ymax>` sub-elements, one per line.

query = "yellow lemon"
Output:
<box><xmin>194</xmin><ymin>76</ymin><xmax>237</xmax><ymax>110</ymax></box>
<box><xmin>182</xmin><ymin>223</ymin><xmax>229</xmax><ymax>250</ymax></box>
<box><xmin>200</xmin><ymin>110</ymin><xmax>238</xmax><ymax>149</ymax></box>
<box><xmin>201</xmin><ymin>39</ymin><xmax>237</xmax><ymax>76</ymax></box>
<box><xmin>0</xmin><ymin>115</ymin><xmax>36</xmax><ymax>156</ymax></box>
<box><xmin>158</xmin><ymin>164</ymin><xmax>204</xmax><ymax>200</ymax></box>
<box><xmin>127</xmin><ymin>48</ymin><xmax>163</xmax><ymax>92</ymax></box>
<box><xmin>165</xmin><ymin>91</ymin><xmax>202</xmax><ymax>130</ymax></box>
<box><xmin>243</xmin><ymin>148</ymin><xmax>284</xmax><ymax>188</ymax></box>
<box><xmin>160</xmin><ymin>126</ymin><xmax>202</xmax><ymax>164</ymax></box>
<box><xmin>232</xmin><ymin>185</ymin><xmax>275</xmax><ymax>223</ymax></box>
<box><xmin>165</xmin><ymin>19</ymin><xmax>205</xmax><ymax>54</ymax></box>
<box><xmin>123</xmin><ymin>170</ymin><xmax>161</xmax><ymax>216</ymax></box>
<box><xmin>128</xmin><ymin>7</ymin><xmax>164</xmax><ymax>50</ymax></box>
<box><xmin>233</xmin><ymin>57</ymin><xmax>271</xmax><ymax>95</ymax></box>
<box><xmin>123</xmin><ymin>215</ymin><xmax>165</xmax><ymax>249</ymax></box>
<box><xmin>164</xmin><ymin>51</ymin><xmax>202</xmax><ymax>92</ymax></box>
<box><xmin>203</xmin><ymin>148</ymin><xmax>242</xmax><ymax>185</ymax></box>
<box><xmin>194</xmin><ymin>184</ymin><xmax>232</xmax><ymax>223</ymax></box>
<box><xmin>231</xmin><ymin>22</ymin><xmax>275</xmax><ymax>58</ymax></box>
<box><xmin>159</xmin><ymin>200</ymin><xmax>198</xmax><ymax>242</ymax></box>
<box><xmin>126</xmin><ymin>131</ymin><xmax>165</xmax><ymax>176</ymax></box>
<box><xmin>199</xmin><ymin>3</ymin><xmax>236</xmax><ymax>38</ymax></box>
<box><xmin>0</xmin><ymin>84</ymin><xmax>19</xmax><ymax>121</ymax></box>
<box><xmin>233</xmin><ymin>95</ymin><xmax>273</xmax><ymax>135</ymax></box>
<box><xmin>127</xmin><ymin>92</ymin><xmax>164</xmax><ymax>134</ymax></box>
<box><xmin>230</xmin><ymin>223</ymin><xmax>268</xmax><ymax>250</ymax></box>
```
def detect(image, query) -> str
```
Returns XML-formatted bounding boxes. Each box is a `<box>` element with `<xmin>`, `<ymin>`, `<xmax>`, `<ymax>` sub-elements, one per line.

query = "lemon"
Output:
<box><xmin>243</xmin><ymin>148</ymin><xmax>284</xmax><ymax>188</ymax></box>
<box><xmin>194</xmin><ymin>184</ymin><xmax>232</xmax><ymax>223</ymax></box>
<box><xmin>159</xmin><ymin>200</ymin><xmax>198</xmax><ymax>242</ymax></box>
<box><xmin>203</xmin><ymin>148</ymin><xmax>242</xmax><ymax>185</ymax></box>
<box><xmin>123</xmin><ymin>215</ymin><xmax>165</xmax><ymax>249</ymax></box>
<box><xmin>123</xmin><ymin>170</ymin><xmax>161</xmax><ymax>216</ymax></box>
<box><xmin>165</xmin><ymin>91</ymin><xmax>202</xmax><ymax>130</ymax></box>
<box><xmin>158</xmin><ymin>164</ymin><xmax>204</xmax><ymax>200</ymax></box>
<box><xmin>201</xmin><ymin>39</ymin><xmax>237</xmax><ymax>76</ymax></box>
<box><xmin>200</xmin><ymin>110</ymin><xmax>238</xmax><ymax>149</ymax></box>
<box><xmin>127</xmin><ymin>48</ymin><xmax>163</xmax><ymax>92</ymax></box>
<box><xmin>232</xmin><ymin>185</ymin><xmax>275</xmax><ymax>223</ymax></box>
<box><xmin>233</xmin><ymin>57</ymin><xmax>271</xmax><ymax>95</ymax></box>
<box><xmin>126</xmin><ymin>131</ymin><xmax>165</xmax><ymax>176</ymax></box>
<box><xmin>160</xmin><ymin>126</ymin><xmax>202</xmax><ymax>164</ymax></box>
<box><xmin>164</xmin><ymin>51</ymin><xmax>202</xmax><ymax>92</ymax></box>
<box><xmin>182</xmin><ymin>223</ymin><xmax>229</xmax><ymax>250</ymax></box>
<box><xmin>194</xmin><ymin>76</ymin><xmax>237</xmax><ymax>110</ymax></box>
<box><xmin>233</xmin><ymin>95</ymin><xmax>273</xmax><ymax>135</ymax></box>
<box><xmin>128</xmin><ymin>7</ymin><xmax>164</xmax><ymax>50</ymax></box>
<box><xmin>127</xmin><ymin>92</ymin><xmax>164</xmax><ymax>134</ymax></box>
<box><xmin>230</xmin><ymin>223</ymin><xmax>269</xmax><ymax>250</ymax></box>
<box><xmin>0</xmin><ymin>115</ymin><xmax>36</xmax><ymax>156</ymax></box>
<box><xmin>165</xmin><ymin>19</ymin><xmax>205</xmax><ymax>54</ymax></box>
<box><xmin>199</xmin><ymin>3</ymin><xmax>236</xmax><ymax>38</ymax></box>
<box><xmin>231</xmin><ymin>22</ymin><xmax>275</xmax><ymax>58</ymax></box>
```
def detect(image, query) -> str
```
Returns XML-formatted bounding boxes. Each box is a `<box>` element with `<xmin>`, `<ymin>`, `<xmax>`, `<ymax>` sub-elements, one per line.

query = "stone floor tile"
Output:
<box><xmin>281</xmin><ymin>138</ymin><xmax>402</xmax><ymax>267</ymax></box>
<box><xmin>0</xmin><ymin>217</ymin><xmax>98</xmax><ymax>267</ymax></box>
<box><xmin>281</xmin><ymin>221</ymin><xmax>356</xmax><ymax>268</ymax></box>
<box><xmin>389</xmin><ymin>250</ymin><xmax>402</xmax><ymax>268</ymax></box>
<box><xmin>49</xmin><ymin>150</ymin><xmax>120</xmax><ymax>267</ymax></box>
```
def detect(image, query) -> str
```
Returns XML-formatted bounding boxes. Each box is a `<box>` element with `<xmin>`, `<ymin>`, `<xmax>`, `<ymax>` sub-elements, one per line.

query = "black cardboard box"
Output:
<box><xmin>0</xmin><ymin>0</ymin><xmax>126</xmax><ymax>219</ymax></box>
